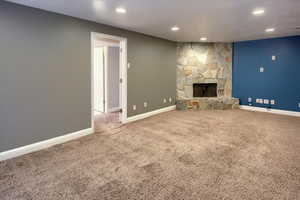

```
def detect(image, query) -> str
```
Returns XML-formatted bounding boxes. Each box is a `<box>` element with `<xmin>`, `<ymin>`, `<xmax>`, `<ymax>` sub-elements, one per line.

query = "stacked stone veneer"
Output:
<box><xmin>176</xmin><ymin>42</ymin><xmax>239</xmax><ymax>110</ymax></box>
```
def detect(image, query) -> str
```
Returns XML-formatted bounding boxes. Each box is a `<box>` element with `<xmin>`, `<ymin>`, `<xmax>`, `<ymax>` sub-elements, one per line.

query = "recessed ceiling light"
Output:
<box><xmin>252</xmin><ymin>9</ymin><xmax>265</xmax><ymax>15</ymax></box>
<box><xmin>265</xmin><ymin>28</ymin><xmax>275</xmax><ymax>32</ymax></box>
<box><xmin>200</xmin><ymin>37</ymin><xmax>207</xmax><ymax>41</ymax></box>
<box><xmin>171</xmin><ymin>26</ymin><xmax>180</xmax><ymax>31</ymax></box>
<box><xmin>116</xmin><ymin>7</ymin><xmax>126</xmax><ymax>14</ymax></box>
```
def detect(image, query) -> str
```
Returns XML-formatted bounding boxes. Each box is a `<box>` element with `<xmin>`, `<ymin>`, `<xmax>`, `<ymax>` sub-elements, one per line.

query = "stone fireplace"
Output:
<box><xmin>176</xmin><ymin>43</ymin><xmax>239</xmax><ymax>110</ymax></box>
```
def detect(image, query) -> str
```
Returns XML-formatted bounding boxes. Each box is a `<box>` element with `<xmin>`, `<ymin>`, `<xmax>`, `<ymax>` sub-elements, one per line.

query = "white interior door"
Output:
<box><xmin>93</xmin><ymin>47</ymin><xmax>104</xmax><ymax>113</ymax></box>
<box><xmin>106</xmin><ymin>46</ymin><xmax>120</xmax><ymax>112</ymax></box>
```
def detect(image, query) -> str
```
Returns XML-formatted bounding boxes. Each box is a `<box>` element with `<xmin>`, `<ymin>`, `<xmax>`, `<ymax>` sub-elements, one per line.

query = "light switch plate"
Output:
<box><xmin>133</xmin><ymin>105</ymin><xmax>136</xmax><ymax>110</ymax></box>
<box><xmin>127</xmin><ymin>63</ymin><xmax>131</xmax><ymax>69</ymax></box>
<box><xmin>260</xmin><ymin>67</ymin><xmax>264</xmax><ymax>72</ymax></box>
<box><xmin>270</xmin><ymin>100</ymin><xmax>275</xmax><ymax>105</ymax></box>
<box><xmin>272</xmin><ymin>55</ymin><xmax>276</xmax><ymax>61</ymax></box>
<box><xmin>264</xmin><ymin>99</ymin><xmax>269</xmax><ymax>104</ymax></box>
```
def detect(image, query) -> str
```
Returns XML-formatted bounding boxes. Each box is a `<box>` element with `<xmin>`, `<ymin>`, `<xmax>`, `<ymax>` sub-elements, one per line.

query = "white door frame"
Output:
<box><xmin>91</xmin><ymin>32</ymin><xmax>127</xmax><ymax>129</ymax></box>
<box><xmin>93</xmin><ymin>46</ymin><xmax>105</xmax><ymax>113</ymax></box>
<box><xmin>103</xmin><ymin>46</ymin><xmax>108</xmax><ymax>114</ymax></box>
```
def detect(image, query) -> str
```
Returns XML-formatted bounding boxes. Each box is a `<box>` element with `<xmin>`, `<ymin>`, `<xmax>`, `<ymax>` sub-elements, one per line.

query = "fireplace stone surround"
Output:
<box><xmin>176</xmin><ymin>43</ymin><xmax>239</xmax><ymax>110</ymax></box>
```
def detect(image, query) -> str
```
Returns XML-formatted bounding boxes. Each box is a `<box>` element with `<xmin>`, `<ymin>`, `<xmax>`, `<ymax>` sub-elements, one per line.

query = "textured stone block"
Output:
<box><xmin>176</xmin><ymin>98</ymin><xmax>240</xmax><ymax>111</ymax></box>
<box><xmin>184</xmin><ymin>86</ymin><xmax>193</xmax><ymax>98</ymax></box>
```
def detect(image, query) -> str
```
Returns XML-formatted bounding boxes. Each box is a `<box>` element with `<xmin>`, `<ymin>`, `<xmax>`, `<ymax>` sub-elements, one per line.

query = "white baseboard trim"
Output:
<box><xmin>108</xmin><ymin>107</ymin><xmax>121</xmax><ymax>113</ymax></box>
<box><xmin>0</xmin><ymin>128</ymin><xmax>94</xmax><ymax>161</ymax></box>
<box><xmin>125</xmin><ymin>105</ymin><xmax>176</xmax><ymax>123</ymax></box>
<box><xmin>240</xmin><ymin>105</ymin><xmax>300</xmax><ymax>117</ymax></box>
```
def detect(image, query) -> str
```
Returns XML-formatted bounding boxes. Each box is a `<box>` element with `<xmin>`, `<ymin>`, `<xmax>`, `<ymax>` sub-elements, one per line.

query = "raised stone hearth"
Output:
<box><xmin>176</xmin><ymin>98</ymin><xmax>239</xmax><ymax>110</ymax></box>
<box><xmin>176</xmin><ymin>42</ymin><xmax>239</xmax><ymax>110</ymax></box>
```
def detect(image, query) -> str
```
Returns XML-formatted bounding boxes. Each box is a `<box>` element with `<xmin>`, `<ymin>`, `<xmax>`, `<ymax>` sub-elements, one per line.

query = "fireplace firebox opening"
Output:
<box><xmin>193</xmin><ymin>83</ymin><xmax>217</xmax><ymax>97</ymax></box>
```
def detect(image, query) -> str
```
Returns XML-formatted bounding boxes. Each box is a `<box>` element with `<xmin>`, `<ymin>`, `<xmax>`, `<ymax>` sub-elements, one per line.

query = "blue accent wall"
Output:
<box><xmin>233</xmin><ymin>36</ymin><xmax>300</xmax><ymax>112</ymax></box>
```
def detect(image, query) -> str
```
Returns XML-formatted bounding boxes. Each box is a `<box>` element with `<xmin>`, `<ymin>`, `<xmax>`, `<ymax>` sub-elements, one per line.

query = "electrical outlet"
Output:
<box><xmin>132</xmin><ymin>105</ymin><xmax>136</xmax><ymax>110</ymax></box>
<box><xmin>257</xmin><ymin>99</ymin><xmax>263</xmax><ymax>104</ymax></box>
<box><xmin>260</xmin><ymin>67</ymin><xmax>264</xmax><ymax>72</ymax></box>
<box><xmin>271</xmin><ymin>100</ymin><xmax>275</xmax><ymax>105</ymax></box>
<box><xmin>144</xmin><ymin>102</ymin><xmax>148</xmax><ymax>108</ymax></box>
<box><xmin>248</xmin><ymin>97</ymin><xmax>252</xmax><ymax>102</ymax></box>
<box><xmin>163</xmin><ymin>98</ymin><xmax>167</xmax><ymax>103</ymax></box>
<box><xmin>272</xmin><ymin>55</ymin><xmax>276</xmax><ymax>61</ymax></box>
<box><xmin>264</xmin><ymin>99</ymin><xmax>269</xmax><ymax>104</ymax></box>
<box><xmin>169</xmin><ymin>97</ymin><xmax>172</xmax><ymax>102</ymax></box>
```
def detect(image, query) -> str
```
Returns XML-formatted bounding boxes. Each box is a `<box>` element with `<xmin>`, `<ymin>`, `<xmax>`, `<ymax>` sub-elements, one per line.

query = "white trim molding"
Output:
<box><xmin>108</xmin><ymin>107</ymin><xmax>122</xmax><ymax>113</ymax></box>
<box><xmin>91</xmin><ymin>32</ymin><xmax>128</xmax><ymax>125</ymax></box>
<box><xmin>0</xmin><ymin>128</ymin><xmax>94</xmax><ymax>161</ymax></box>
<box><xmin>240</xmin><ymin>105</ymin><xmax>300</xmax><ymax>117</ymax></box>
<box><xmin>125</xmin><ymin>105</ymin><xmax>176</xmax><ymax>123</ymax></box>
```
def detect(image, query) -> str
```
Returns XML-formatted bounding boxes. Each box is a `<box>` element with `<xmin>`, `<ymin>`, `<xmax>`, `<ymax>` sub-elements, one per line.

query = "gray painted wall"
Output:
<box><xmin>0</xmin><ymin>1</ymin><xmax>176</xmax><ymax>152</ymax></box>
<box><xmin>107</xmin><ymin>47</ymin><xmax>120</xmax><ymax>110</ymax></box>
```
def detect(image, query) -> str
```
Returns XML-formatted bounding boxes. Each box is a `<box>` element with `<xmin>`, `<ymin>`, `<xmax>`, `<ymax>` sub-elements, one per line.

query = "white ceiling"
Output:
<box><xmin>7</xmin><ymin>0</ymin><xmax>300</xmax><ymax>42</ymax></box>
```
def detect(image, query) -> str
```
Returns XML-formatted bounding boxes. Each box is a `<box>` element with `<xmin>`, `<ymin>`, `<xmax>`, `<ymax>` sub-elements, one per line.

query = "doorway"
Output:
<box><xmin>91</xmin><ymin>32</ymin><xmax>127</xmax><ymax>133</ymax></box>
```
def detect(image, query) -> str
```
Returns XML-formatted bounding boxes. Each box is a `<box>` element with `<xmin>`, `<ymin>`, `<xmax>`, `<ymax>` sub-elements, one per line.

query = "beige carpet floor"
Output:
<box><xmin>0</xmin><ymin>109</ymin><xmax>300</xmax><ymax>200</ymax></box>
<box><xmin>94</xmin><ymin>111</ymin><xmax>121</xmax><ymax>134</ymax></box>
